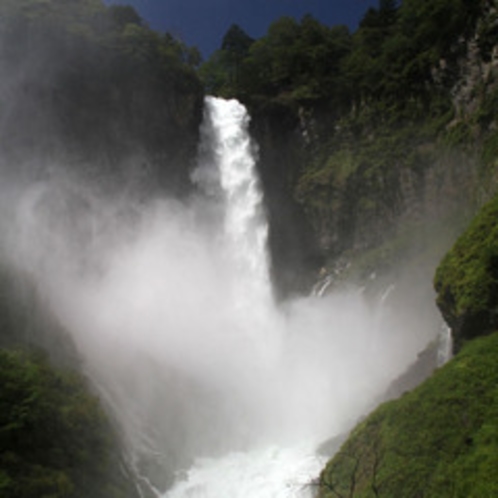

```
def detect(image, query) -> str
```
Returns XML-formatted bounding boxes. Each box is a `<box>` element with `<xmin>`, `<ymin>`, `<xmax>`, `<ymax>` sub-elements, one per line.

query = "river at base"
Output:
<box><xmin>163</xmin><ymin>444</ymin><xmax>325</xmax><ymax>498</ymax></box>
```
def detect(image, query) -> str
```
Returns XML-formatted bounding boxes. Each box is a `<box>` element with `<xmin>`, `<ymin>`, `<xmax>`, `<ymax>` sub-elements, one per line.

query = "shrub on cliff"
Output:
<box><xmin>318</xmin><ymin>331</ymin><xmax>498</xmax><ymax>498</ymax></box>
<box><xmin>434</xmin><ymin>194</ymin><xmax>498</xmax><ymax>351</ymax></box>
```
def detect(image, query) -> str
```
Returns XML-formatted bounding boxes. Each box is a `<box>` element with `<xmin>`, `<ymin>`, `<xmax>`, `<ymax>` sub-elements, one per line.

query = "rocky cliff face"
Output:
<box><xmin>248</xmin><ymin>100</ymin><xmax>324</xmax><ymax>295</ymax></box>
<box><xmin>251</xmin><ymin>106</ymin><xmax>477</xmax><ymax>293</ymax></box>
<box><xmin>248</xmin><ymin>4</ymin><xmax>498</xmax><ymax>292</ymax></box>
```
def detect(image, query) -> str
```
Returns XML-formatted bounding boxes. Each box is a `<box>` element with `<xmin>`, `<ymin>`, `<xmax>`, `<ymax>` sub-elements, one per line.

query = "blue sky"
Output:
<box><xmin>104</xmin><ymin>0</ymin><xmax>379</xmax><ymax>58</ymax></box>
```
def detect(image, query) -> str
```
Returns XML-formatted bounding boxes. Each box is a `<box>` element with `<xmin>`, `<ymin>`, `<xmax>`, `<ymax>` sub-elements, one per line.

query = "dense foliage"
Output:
<box><xmin>202</xmin><ymin>0</ymin><xmax>483</xmax><ymax>112</ymax></box>
<box><xmin>0</xmin><ymin>264</ymin><xmax>138</xmax><ymax>496</ymax></box>
<box><xmin>319</xmin><ymin>188</ymin><xmax>498</xmax><ymax>497</ymax></box>
<box><xmin>319</xmin><ymin>331</ymin><xmax>498</xmax><ymax>498</ymax></box>
<box><xmin>201</xmin><ymin>16</ymin><xmax>352</xmax><ymax>108</ymax></box>
<box><xmin>0</xmin><ymin>350</ymin><xmax>137</xmax><ymax>498</ymax></box>
<box><xmin>435</xmin><ymin>193</ymin><xmax>498</xmax><ymax>351</ymax></box>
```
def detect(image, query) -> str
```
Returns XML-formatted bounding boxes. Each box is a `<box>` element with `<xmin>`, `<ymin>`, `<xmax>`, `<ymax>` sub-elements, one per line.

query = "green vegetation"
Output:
<box><xmin>0</xmin><ymin>264</ymin><xmax>138</xmax><ymax>497</ymax></box>
<box><xmin>435</xmin><ymin>194</ymin><xmax>498</xmax><ymax>351</ymax></box>
<box><xmin>0</xmin><ymin>349</ymin><xmax>136</xmax><ymax>498</ymax></box>
<box><xmin>319</xmin><ymin>331</ymin><xmax>498</xmax><ymax>498</ymax></box>
<box><xmin>294</xmin><ymin>120</ymin><xmax>437</xmax><ymax>256</ymax></box>
<box><xmin>201</xmin><ymin>16</ymin><xmax>352</xmax><ymax>108</ymax></box>
<box><xmin>202</xmin><ymin>0</ymin><xmax>482</xmax><ymax>113</ymax></box>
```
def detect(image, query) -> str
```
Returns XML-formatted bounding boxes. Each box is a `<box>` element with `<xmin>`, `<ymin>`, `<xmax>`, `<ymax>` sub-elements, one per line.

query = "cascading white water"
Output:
<box><xmin>193</xmin><ymin>97</ymin><xmax>282</xmax><ymax>370</ymax></box>
<box><xmin>7</xmin><ymin>96</ymin><xmax>442</xmax><ymax>497</ymax></box>
<box><xmin>437</xmin><ymin>323</ymin><xmax>453</xmax><ymax>366</ymax></box>
<box><xmin>163</xmin><ymin>97</ymin><xmax>326</xmax><ymax>497</ymax></box>
<box><xmin>199</xmin><ymin>97</ymin><xmax>271</xmax><ymax>301</ymax></box>
<box><xmin>163</xmin><ymin>446</ymin><xmax>322</xmax><ymax>498</ymax></box>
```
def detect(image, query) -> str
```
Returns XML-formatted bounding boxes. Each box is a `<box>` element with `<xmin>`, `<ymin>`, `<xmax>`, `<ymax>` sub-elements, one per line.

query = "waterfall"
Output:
<box><xmin>9</xmin><ymin>97</ymin><xmax>443</xmax><ymax>497</ymax></box>
<box><xmin>194</xmin><ymin>96</ymin><xmax>274</xmax><ymax>318</ymax></box>
<box><xmin>437</xmin><ymin>323</ymin><xmax>453</xmax><ymax>366</ymax></box>
<box><xmin>202</xmin><ymin>98</ymin><xmax>270</xmax><ymax>288</ymax></box>
<box><xmin>162</xmin><ymin>97</ymin><xmax>326</xmax><ymax>497</ymax></box>
<box><xmin>160</xmin><ymin>98</ymin><xmax>431</xmax><ymax>497</ymax></box>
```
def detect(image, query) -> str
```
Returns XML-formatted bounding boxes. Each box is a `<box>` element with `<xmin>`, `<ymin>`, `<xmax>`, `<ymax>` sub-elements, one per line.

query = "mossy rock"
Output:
<box><xmin>434</xmin><ymin>194</ymin><xmax>498</xmax><ymax>351</ymax></box>
<box><xmin>319</xmin><ymin>331</ymin><xmax>498</xmax><ymax>498</ymax></box>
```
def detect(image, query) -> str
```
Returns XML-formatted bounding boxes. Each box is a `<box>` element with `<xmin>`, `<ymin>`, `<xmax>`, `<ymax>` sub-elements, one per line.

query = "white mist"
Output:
<box><xmin>7</xmin><ymin>97</ymin><xmax>439</xmax><ymax>496</ymax></box>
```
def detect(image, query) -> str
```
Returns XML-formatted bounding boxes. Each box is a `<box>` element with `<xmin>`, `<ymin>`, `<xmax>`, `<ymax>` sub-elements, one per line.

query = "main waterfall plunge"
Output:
<box><xmin>8</xmin><ymin>97</ymin><xmax>439</xmax><ymax>496</ymax></box>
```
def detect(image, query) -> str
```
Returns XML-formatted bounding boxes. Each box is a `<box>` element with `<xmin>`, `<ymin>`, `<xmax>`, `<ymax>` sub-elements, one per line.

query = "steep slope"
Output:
<box><xmin>435</xmin><ymin>194</ymin><xmax>498</xmax><ymax>352</ymax></box>
<box><xmin>0</xmin><ymin>350</ymin><xmax>140</xmax><ymax>498</ymax></box>
<box><xmin>318</xmin><ymin>331</ymin><xmax>498</xmax><ymax>498</ymax></box>
<box><xmin>319</xmin><ymin>187</ymin><xmax>498</xmax><ymax>497</ymax></box>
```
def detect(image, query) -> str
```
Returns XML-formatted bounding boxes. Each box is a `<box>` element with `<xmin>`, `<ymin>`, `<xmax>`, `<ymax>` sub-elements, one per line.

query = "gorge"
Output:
<box><xmin>7</xmin><ymin>96</ymin><xmax>441</xmax><ymax>497</ymax></box>
<box><xmin>1</xmin><ymin>0</ymin><xmax>498</xmax><ymax>497</ymax></box>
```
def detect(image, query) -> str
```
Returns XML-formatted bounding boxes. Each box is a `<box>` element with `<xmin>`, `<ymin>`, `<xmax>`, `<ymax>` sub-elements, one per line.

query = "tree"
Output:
<box><xmin>108</xmin><ymin>5</ymin><xmax>143</xmax><ymax>31</ymax></box>
<box><xmin>222</xmin><ymin>23</ymin><xmax>254</xmax><ymax>58</ymax></box>
<box><xmin>221</xmin><ymin>24</ymin><xmax>254</xmax><ymax>88</ymax></box>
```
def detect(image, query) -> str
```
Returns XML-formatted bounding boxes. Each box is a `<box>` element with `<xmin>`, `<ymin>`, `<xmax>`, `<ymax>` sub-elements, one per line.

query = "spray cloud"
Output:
<box><xmin>2</xmin><ymin>97</ymin><xmax>440</xmax><ymax>496</ymax></box>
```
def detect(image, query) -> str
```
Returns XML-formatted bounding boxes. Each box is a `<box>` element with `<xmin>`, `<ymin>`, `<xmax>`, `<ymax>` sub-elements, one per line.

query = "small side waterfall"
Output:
<box><xmin>437</xmin><ymin>323</ymin><xmax>453</xmax><ymax>366</ymax></box>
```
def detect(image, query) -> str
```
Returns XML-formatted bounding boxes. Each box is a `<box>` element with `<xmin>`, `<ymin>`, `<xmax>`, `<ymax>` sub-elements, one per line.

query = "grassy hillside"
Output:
<box><xmin>318</xmin><ymin>331</ymin><xmax>498</xmax><ymax>498</ymax></box>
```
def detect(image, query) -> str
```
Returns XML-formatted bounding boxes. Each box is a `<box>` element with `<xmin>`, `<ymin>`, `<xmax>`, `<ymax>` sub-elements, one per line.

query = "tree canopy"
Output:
<box><xmin>200</xmin><ymin>0</ymin><xmax>485</xmax><ymax>116</ymax></box>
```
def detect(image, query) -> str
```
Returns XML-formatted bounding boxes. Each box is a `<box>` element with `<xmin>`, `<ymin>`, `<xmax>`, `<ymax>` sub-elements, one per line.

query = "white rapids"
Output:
<box><xmin>164</xmin><ymin>445</ymin><xmax>323</xmax><ymax>498</ymax></box>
